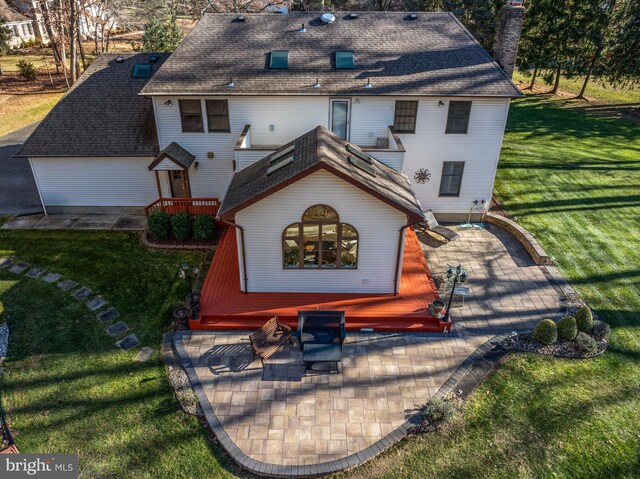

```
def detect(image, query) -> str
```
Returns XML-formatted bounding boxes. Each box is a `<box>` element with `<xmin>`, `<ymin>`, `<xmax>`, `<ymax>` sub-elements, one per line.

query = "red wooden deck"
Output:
<box><xmin>192</xmin><ymin>226</ymin><xmax>449</xmax><ymax>332</ymax></box>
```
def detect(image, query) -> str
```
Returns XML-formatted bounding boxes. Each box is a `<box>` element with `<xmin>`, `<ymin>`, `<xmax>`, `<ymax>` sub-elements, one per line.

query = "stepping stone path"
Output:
<box><xmin>9</xmin><ymin>263</ymin><xmax>29</xmax><ymax>274</ymax></box>
<box><xmin>58</xmin><ymin>279</ymin><xmax>78</xmax><ymax>291</ymax></box>
<box><xmin>86</xmin><ymin>296</ymin><xmax>108</xmax><ymax>311</ymax></box>
<box><xmin>116</xmin><ymin>334</ymin><xmax>140</xmax><ymax>352</ymax></box>
<box><xmin>73</xmin><ymin>287</ymin><xmax>92</xmax><ymax>300</ymax></box>
<box><xmin>135</xmin><ymin>347</ymin><xmax>153</xmax><ymax>362</ymax></box>
<box><xmin>0</xmin><ymin>258</ymin><xmax>13</xmax><ymax>269</ymax></box>
<box><xmin>26</xmin><ymin>267</ymin><xmax>46</xmax><ymax>279</ymax></box>
<box><xmin>42</xmin><ymin>273</ymin><xmax>62</xmax><ymax>283</ymax></box>
<box><xmin>97</xmin><ymin>307</ymin><xmax>119</xmax><ymax>323</ymax></box>
<box><xmin>107</xmin><ymin>321</ymin><xmax>129</xmax><ymax>337</ymax></box>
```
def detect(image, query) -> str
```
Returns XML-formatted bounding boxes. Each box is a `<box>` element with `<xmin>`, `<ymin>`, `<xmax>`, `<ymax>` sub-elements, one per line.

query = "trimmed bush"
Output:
<box><xmin>575</xmin><ymin>306</ymin><xmax>594</xmax><ymax>332</ymax></box>
<box><xmin>422</xmin><ymin>399</ymin><xmax>454</xmax><ymax>427</ymax></box>
<box><xmin>171</xmin><ymin>212</ymin><xmax>192</xmax><ymax>241</ymax></box>
<box><xmin>148</xmin><ymin>211</ymin><xmax>171</xmax><ymax>240</ymax></box>
<box><xmin>192</xmin><ymin>214</ymin><xmax>215</xmax><ymax>241</ymax></box>
<box><xmin>17</xmin><ymin>59</ymin><xmax>37</xmax><ymax>80</ymax></box>
<box><xmin>533</xmin><ymin>319</ymin><xmax>557</xmax><ymax>345</ymax></box>
<box><xmin>591</xmin><ymin>320</ymin><xmax>611</xmax><ymax>341</ymax></box>
<box><xmin>0</xmin><ymin>300</ymin><xmax>4</xmax><ymax>323</ymax></box>
<box><xmin>557</xmin><ymin>316</ymin><xmax>578</xmax><ymax>341</ymax></box>
<box><xmin>575</xmin><ymin>331</ymin><xmax>598</xmax><ymax>356</ymax></box>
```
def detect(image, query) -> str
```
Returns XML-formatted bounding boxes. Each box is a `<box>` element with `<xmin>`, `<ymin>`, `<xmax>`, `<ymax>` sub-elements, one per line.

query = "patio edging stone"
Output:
<box><xmin>171</xmin><ymin>330</ymin><xmax>509</xmax><ymax>478</ymax></box>
<box><xmin>485</xmin><ymin>213</ymin><xmax>553</xmax><ymax>266</ymax></box>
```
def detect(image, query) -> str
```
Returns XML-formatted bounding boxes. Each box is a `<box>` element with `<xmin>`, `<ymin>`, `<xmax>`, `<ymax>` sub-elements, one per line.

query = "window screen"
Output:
<box><xmin>439</xmin><ymin>162</ymin><xmax>465</xmax><ymax>196</ymax></box>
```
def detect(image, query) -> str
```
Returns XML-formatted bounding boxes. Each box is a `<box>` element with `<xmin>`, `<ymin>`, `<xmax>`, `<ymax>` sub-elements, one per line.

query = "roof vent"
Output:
<box><xmin>313</xmin><ymin>78</ymin><xmax>321</xmax><ymax>89</ymax></box>
<box><xmin>227</xmin><ymin>77</ymin><xmax>235</xmax><ymax>87</ymax></box>
<box><xmin>320</xmin><ymin>13</ymin><xmax>336</xmax><ymax>24</ymax></box>
<box><xmin>115</xmin><ymin>56</ymin><xmax>125</xmax><ymax>63</ymax></box>
<box><xmin>299</xmin><ymin>23</ymin><xmax>306</xmax><ymax>33</ymax></box>
<box><xmin>409</xmin><ymin>13</ymin><xmax>418</xmax><ymax>20</ymax></box>
<box><xmin>148</xmin><ymin>55</ymin><xmax>159</xmax><ymax>63</ymax></box>
<box><xmin>349</xmin><ymin>13</ymin><xmax>358</xmax><ymax>19</ymax></box>
<box><xmin>236</xmin><ymin>15</ymin><xmax>245</xmax><ymax>22</ymax></box>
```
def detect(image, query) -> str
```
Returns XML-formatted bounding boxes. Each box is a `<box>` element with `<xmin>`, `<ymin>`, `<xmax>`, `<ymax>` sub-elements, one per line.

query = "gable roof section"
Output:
<box><xmin>0</xmin><ymin>0</ymin><xmax>29</xmax><ymax>22</ymax></box>
<box><xmin>16</xmin><ymin>53</ymin><xmax>169</xmax><ymax>158</ymax></box>
<box><xmin>218</xmin><ymin>126</ymin><xmax>425</xmax><ymax>222</ymax></box>
<box><xmin>141</xmin><ymin>12</ymin><xmax>522</xmax><ymax>98</ymax></box>
<box><xmin>148</xmin><ymin>142</ymin><xmax>196</xmax><ymax>170</ymax></box>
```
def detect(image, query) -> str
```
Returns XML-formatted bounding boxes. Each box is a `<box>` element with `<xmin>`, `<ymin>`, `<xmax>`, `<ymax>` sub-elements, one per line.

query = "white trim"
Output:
<box><xmin>329</xmin><ymin>98</ymin><xmax>351</xmax><ymax>140</ymax></box>
<box><xmin>486</xmin><ymin>99</ymin><xmax>511</xmax><ymax>205</ymax></box>
<box><xmin>28</xmin><ymin>157</ymin><xmax>47</xmax><ymax>215</ymax></box>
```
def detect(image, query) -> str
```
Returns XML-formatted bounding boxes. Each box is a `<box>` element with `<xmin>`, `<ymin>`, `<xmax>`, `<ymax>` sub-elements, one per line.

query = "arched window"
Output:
<box><xmin>283</xmin><ymin>205</ymin><xmax>358</xmax><ymax>269</ymax></box>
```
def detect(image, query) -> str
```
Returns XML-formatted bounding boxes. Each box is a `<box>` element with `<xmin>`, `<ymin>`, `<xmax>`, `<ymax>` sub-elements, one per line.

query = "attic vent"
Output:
<box><xmin>348</xmin><ymin>155</ymin><xmax>376</xmax><ymax>177</ymax></box>
<box><xmin>236</xmin><ymin>15</ymin><xmax>245</xmax><ymax>22</ymax></box>
<box><xmin>346</xmin><ymin>144</ymin><xmax>373</xmax><ymax>164</ymax></box>
<box><xmin>269</xmin><ymin>50</ymin><xmax>289</xmax><ymax>69</ymax></box>
<box><xmin>115</xmin><ymin>56</ymin><xmax>125</xmax><ymax>63</ymax></box>
<box><xmin>132</xmin><ymin>64</ymin><xmax>152</xmax><ymax>78</ymax></box>
<box><xmin>266</xmin><ymin>145</ymin><xmax>295</xmax><ymax>175</ymax></box>
<box><xmin>149</xmin><ymin>55</ymin><xmax>159</xmax><ymax>63</ymax></box>
<box><xmin>335</xmin><ymin>51</ymin><xmax>355</xmax><ymax>70</ymax></box>
<box><xmin>320</xmin><ymin>13</ymin><xmax>336</xmax><ymax>24</ymax></box>
<box><xmin>409</xmin><ymin>13</ymin><xmax>418</xmax><ymax>19</ymax></box>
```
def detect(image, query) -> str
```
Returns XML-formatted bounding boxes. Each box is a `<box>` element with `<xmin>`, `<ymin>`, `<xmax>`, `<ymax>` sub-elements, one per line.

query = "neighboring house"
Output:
<box><xmin>0</xmin><ymin>0</ymin><xmax>35</xmax><ymax>47</ymax></box>
<box><xmin>17</xmin><ymin>10</ymin><xmax>525</xmax><ymax>321</ymax></box>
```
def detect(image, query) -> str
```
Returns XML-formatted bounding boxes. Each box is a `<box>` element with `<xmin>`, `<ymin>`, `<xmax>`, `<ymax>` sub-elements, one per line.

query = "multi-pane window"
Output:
<box><xmin>439</xmin><ymin>162</ymin><xmax>465</xmax><ymax>197</ymax></box>
<box><xmin>179</xmin><ymin>100</ymin><xmax>203</xmax><ymax>132</ymax></box>
<box><xmin>393</xmin><ymin>101</ymin><xmax>418</xmax><ymax>133</ymax></box>
<box><xmin>445</xmin><ymin>101</ymin><xmax>472</xmax><ymax>134</ymax></box>
<box><xmin>282</xmin><ymin>205</ymin><xmax>358</xmax><ymax>269</ymax></box>
<box><xmin>206</xmin><ymin>100</ymin><xmax>230</xmax><ymax>132</ymax></box>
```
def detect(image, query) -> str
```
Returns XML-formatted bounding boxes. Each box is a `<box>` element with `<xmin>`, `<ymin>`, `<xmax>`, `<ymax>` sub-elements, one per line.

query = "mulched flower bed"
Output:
<box><xmin>501</xmin><ymin>332</ymin><xmax>608</xmax><ymax>359</ymax></box>
<box><xmin>143</xmin><ymin>231</ymin><xmax>215</xmax><ymax>249</ymax></box>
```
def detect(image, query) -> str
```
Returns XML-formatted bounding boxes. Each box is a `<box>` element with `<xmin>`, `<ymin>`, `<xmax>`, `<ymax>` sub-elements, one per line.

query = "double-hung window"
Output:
<box><xmin>439</xmin><ymin>162</ymin><xmax>465</xmax><ymax>197</ymax></box>
<box><xmin>179</xmin><ymin>100</ymin><xmax>204</xmax><ymax>132</ymax></box>
<box><xmin>393</xmin><ymin>101</ymin><xmax>418</xmax><ymax>133</ymax></box>
<box><xmin>445</xmin><ymin>101</ymin><xmax>472</xmax><ymax>134</ymax></box>
<box><xmin>206</xmin><ymin>100</ymin><xmax>230</xmax><ymax>132</ymax></box>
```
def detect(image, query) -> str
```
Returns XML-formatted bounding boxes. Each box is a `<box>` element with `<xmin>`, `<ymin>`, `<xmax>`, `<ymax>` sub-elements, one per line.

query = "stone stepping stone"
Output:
<box><xmin>42</xmin><ymin>272</ymin><xmax>62</xmax><ymax>283</ymax></box>
<box><xmin>0</xmin><ymin>257</ymin><xmax>13</xmax><ymax>269</ymax></box>
<box><xmin>58</xmin><ymin>279</ymin><xmax>78</xmax><ymax>291</ymax></box>
<box><xmin>135</xmin><ymin>347</ymin><xmax>154</xmax><ymax>362</ymax></box>
<box><xmin>97</xmin><ymin>307</ymin><xmax>119</xmax><ymax>323</ymax></box>
<box><xmin>86</xmin><ymin>296</ymin><xmax>108</xmax><ymax>311</ymax></box>
<box><xmin>107</xmin><ymin>321</ymin><xmax>129</xmax><ymax>337</ymax></box>
<box><xmin>26</xmin><ymin>267</ymin><xmax>46</xmax><ymax>279</ymax></box>
<box><xmin>9</xmin><ymin>262</ymin><xmax>29</xmax><ymax>274</ymax></box>
<box><xmin>116</xmin><ymin>334</ymin><xmax>140</xmax><ymax>352</ymax></box>
<box><xmin>73</xmin><ymin>287</ymin><xmax>92</xmax><ymax>300</ymax></box>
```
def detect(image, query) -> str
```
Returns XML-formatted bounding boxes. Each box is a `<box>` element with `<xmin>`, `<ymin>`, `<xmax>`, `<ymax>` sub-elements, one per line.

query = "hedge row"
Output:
<box><xmin>148</xmin><ymin>212</ymin><xmax>216</xmax><ymax>242</ymax></box>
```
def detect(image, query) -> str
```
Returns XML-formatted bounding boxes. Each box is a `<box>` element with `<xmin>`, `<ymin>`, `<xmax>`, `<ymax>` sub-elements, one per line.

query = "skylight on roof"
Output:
<box><xmin>270</xmin><ymin>50</ymin><xmax>289</xmax><ymax>69</ymax></box>
<box><xmin>335</xmin><ymin>51</ymin><xmax>355</xmax><ymax>70</ymax></box>
<box><xmin>132</xmin><ymin>64</ymin><xmax>152</xmax><ymax>78</ymax></box>
<box><xmin>346</xmin><ymin>144</ymin><xmax>373</xmax><ymax>164</ymax></box>
<box><xmin>266</xmin><ymin>144</ymin><xmax>295</xmax><ymax>175</ymax></box>
<box><xmin>348</xmin><ymin>155</ymin><xmax>376</xmax><ymax>176</ymax></box>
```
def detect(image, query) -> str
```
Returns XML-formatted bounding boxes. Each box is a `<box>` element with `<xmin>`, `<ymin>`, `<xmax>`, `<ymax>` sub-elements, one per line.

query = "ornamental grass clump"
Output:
<box><xmin>192</xmin><ymin>214</ymin><xmax>215</xmax><ymax>241</ymax></box>
<box><xmin>171</xmin><ymin>212</ymin><xmax>192</xmax><ymax>241</ymax></box>
<box><xmin>575</xmin><ymin>332</ymin><xmax>598</xmax><ymax>356</ymax></box>
<box><xmin>533</xmin><ymin>319</ymin><xmax>557</xmax><ymax>345</ymax></box>
<box><xmin>591</xmin><ymin>320</ymin><xmax>611</xmax><ymax>341</ymax></box>
<box><xmin>422</xmin><ymin>399</ymin><xmax>454</xmax><ymax>428</ymax></box>
<box><xmin>147</xmin><ymin>211</ymin><xmax>171</xmax><ymax>240</ymax></box>
<box><xmin>575</xmin><ymin>306</ymin><xmax>594</xmax><ymax>332</ymax></box>
<box><xmin>557</xmin><ymin>316</ymin><xmax>578</xmax><ymax>341</ymax></box>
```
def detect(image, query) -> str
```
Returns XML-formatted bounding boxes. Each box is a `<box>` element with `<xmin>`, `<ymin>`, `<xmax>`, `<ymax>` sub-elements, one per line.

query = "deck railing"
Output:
<box><xmin>144</xmin><ymin>198</ymin><xmax>220</xmax><ymax>217</ymax></box>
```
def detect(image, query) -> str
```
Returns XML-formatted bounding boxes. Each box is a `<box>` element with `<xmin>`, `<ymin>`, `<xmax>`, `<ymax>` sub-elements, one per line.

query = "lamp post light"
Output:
<box><xmin>443</xmin><ymin>264</ymin><xmax>467</xmax><ymax>323</ymax></box>
<box><xmin>179</xmin><ymin>262</ymin><xmax>200</xmax><ymax>320</ymax></box>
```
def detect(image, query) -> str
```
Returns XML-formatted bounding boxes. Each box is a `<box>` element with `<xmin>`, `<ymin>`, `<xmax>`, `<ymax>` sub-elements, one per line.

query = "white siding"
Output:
<box><xmin>30</xmin><ymin>157</ymin><xmax>158</xmax><ymax>206</ymax></box>
<box><xmin>367</xmin><ymin>151</ymin><xmax>404</xmax><ymax>171</ymax></box>
<box><xmin>235</xmin><ymin>170</ymin><xmax>406</xmax><ymax>293</ymax></box>
<box><xmin>236</xmin><ymin>150</ymin><xmax>272</xmax><ymax>171</ymax></box>
<box><xmin>152</xmin><ymin>157</ymin><xmax>181</xmax><ymax>170</ymax></box>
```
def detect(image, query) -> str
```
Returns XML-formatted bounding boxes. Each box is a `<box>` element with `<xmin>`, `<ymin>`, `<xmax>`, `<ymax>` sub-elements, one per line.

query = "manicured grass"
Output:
<box><xmin>0</xmin><ymin>93</ymin><xmax>63</xmax><ymax>137</ymax></box>
<box><xmin>340</xmin><ymin>96</ymin><xmax>640</xmax><ymax>478</ymax></box>
<box><xmin>0</xmin><ymin>230</ymin><xmax>239</xmax><ymax>478</ymax></box>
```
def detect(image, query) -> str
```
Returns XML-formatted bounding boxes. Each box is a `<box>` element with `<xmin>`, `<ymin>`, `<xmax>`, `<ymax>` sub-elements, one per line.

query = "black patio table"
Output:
<box><xmin>302</xmin><ymin>343</ymin><xmax>341</xmax><ymax>374</ymax></box>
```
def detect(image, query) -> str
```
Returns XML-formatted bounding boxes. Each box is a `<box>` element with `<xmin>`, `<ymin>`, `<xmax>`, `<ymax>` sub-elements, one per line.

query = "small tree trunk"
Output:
<box><xmin>77</xmin><ymin>13</ymin><xmax>87</xmax><ymax>69</ymax></box>
<box><xmin>551</xmin><ymin>66</ymin><xmax>561</xmax><ymax>94</ymax></box>
<box><xmin>69</xmin><ymin>0</ymin><xmax>77</xmax><ymax>85</ymax></box>
<box><xmin>526</xmin><ymin>64</ymin><xmax>538</xmax><ymax>90</ymax></box>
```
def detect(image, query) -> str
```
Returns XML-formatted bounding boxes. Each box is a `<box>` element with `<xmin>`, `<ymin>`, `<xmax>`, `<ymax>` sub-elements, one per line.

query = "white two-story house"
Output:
<box><xmin>18</xmin><ymin>11</ymin><xmax>524</xmax><ymax>319</ymax></box>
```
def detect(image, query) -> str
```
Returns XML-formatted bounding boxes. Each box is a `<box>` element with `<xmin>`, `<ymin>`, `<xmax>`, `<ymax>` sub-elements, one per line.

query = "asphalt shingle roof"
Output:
<box><xmin>150</xmin><ymin>142</ymin><xmax>196</xmax><ymax>170</ymax></box>
<box><xmin>218</xmin><ymin>126</ymin><xmax>425</xmax><ymax>221</ymax></box>
<box><xmin>16</xmin><ymin>53</ymin><xmax>169</xmax><ymax>158</ymax></box>
<box><xmin>142</xmin><ymin>12</ymin><xmax>522</xmax><ymax>97</ymax></box>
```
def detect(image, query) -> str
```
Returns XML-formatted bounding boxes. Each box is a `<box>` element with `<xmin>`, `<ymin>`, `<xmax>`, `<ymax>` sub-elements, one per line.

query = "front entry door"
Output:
<box><xmin>330</xmin><ymin>99</ymin><xmax>350</xmax><ymax>140</ymax></box>
<box><xmin>168</xmin><ymin>170</ymin><xmax>189</xmax><ymax>198</ymax></box>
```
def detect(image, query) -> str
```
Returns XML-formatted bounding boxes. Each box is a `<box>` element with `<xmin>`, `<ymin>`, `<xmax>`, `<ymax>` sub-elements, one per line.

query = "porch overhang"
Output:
<box><xmin>148</xmin><ymin>142</ymin><xmax>195</xmax><ymax>171</ymax></box>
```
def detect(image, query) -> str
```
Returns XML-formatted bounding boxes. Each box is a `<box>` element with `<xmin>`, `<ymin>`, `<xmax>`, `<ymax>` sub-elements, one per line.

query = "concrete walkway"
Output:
<box><xmin>1</xmin><ymin>213</ymin><xmax>147</xmax><ymax>231</ymax></box>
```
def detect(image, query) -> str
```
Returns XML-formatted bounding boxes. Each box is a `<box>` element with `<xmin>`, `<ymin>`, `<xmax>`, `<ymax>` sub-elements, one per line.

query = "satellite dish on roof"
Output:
<box><xmin>320</xmin><ymin>13</ymin><xmax>336</xmax><ymax>24</ymax></box>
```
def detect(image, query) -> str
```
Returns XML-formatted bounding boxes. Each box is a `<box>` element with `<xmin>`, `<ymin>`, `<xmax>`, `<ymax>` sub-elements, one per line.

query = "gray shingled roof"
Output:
<box><xmin>149</xmin><ymin>142</ymin><xmax>196</xmax><ymax>170</ymax></box>
<box><xmin>142</xmin><ymin>12</ymin><xmax>522</xmax><ymax>97</ymax></box>
<box><xmin>16</xmin><ymin>53</ymin><xmax>169</xmax><ymax>158</ymax></box>
<box><xmin>218</xmin><ymin>126</ymin><xmax>425</xmax><ymax>221</ymax></box>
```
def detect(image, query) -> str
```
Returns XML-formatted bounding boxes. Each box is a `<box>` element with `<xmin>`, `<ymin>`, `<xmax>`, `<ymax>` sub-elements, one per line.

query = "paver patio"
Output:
<box><xmin>174</xmin><ymin>223</ymin><xmax>564</xmax><ymax>470</ymax></box>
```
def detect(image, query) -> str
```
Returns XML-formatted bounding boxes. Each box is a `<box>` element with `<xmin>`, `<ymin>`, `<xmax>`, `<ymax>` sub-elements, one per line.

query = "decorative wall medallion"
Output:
<box><xmin>414</xmin><ymin>169</ymin><xmax>431</xmax><ymax>184</ymax></box>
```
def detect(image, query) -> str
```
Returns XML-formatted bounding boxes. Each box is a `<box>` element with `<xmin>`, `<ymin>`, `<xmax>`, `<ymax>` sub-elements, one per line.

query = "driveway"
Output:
<box><xmin>0</xmin><ymin>123</ymin><xmax>43</xmax><ymax>215</ymax></box>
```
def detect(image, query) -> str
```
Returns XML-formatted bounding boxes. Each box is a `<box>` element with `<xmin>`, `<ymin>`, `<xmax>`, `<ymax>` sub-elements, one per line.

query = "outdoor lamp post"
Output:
<box><xmin>179</xmin><ymin>262</ymin><xmax>200</xmax><ymax>320</ymax></box>
<box><xmin>443</xmin><ymin>264</ymin><xmax>467</xmax><ymax>322</ymax></box>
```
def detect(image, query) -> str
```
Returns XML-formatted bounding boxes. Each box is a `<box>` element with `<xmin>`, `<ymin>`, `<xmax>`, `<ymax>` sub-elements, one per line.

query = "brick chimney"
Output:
<box><xmin>494</xmin><ymin>1</ymin><xmax>526</xmax><ymax>79</ymax></box>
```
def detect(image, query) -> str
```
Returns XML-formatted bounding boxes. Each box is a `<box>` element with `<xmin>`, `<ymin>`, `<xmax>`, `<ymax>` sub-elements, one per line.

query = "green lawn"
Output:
<box><xmin>0</xmin><ymin>230</ymin><xmax>239</xmax><ymax>478</ymax></box>
<box><xmin>340</xmin><ymin>96</ymin><xmax>640</xmax><ymax>478</ymax></box>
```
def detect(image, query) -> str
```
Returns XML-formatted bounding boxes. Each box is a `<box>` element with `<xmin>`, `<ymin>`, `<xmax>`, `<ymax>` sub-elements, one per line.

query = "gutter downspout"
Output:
<box><xmin>394</xmin><ymin>219</ymin><xmax>422</xmax><ymax>296</ymax></box>
<box><xmin>220</xmin><ymin>219</ymin><xmax>248</xmax><ymax>294</ymax></box>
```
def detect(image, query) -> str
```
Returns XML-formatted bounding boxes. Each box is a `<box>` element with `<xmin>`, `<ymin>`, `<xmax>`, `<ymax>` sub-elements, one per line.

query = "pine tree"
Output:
<box><xmin>164</xmin><ymin>20</ymin><xmax>183</xmax><ymax>52</ymax></box>
<box><xmin>602</xmin><ymin>0</ymin><xmax>640</xmax><ymax>87</ymax></box>
<box><xmin>142</xmin><ymin>18</ymin><xmax>167</xmax><ymax>52</ymax></box>
<box><xmin>0</xmin><ymin>16</ymin><xmax>11</xmax><ymax>56</ymax></box>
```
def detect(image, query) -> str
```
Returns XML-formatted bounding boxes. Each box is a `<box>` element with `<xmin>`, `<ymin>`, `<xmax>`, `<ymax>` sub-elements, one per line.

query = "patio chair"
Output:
<box><xmin>248</xmin><ymin>316</ymin><xmax>293</xmax><ymax>367</ymax></box>
<box><xmin>297</xmin><ymin>311</ymin><xmax>346</xmax><ymax>374</ymax></box>
<box><xmin>415</xmin><ymin>211</ymin><xmax>460</xmax><ymax>242</ymax></box>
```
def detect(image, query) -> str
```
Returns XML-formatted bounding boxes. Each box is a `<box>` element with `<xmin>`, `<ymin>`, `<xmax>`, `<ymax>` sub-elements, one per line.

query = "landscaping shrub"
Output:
<box><xmin>147</xmin><ymin>211</ymin><xmax>171</xmax><ymax>240</ymax></box>
<box><xmin>575</xmin><ymin>331</ymin><xmax>598</xmax><ymax>356</ymax></box>
<box><xmin>0</xmin><ymin>300</ymin><xmax>4</xmax><ymax>324</ymax></box>
<box><xmin>17</xmin><ymin>59</ymin><xmax>37</xmax><ymax>80</ymax></box>
<box><xmin>422</xmin><ymin>399</ymin><xmax>454</xmax><ymax>427</ymax></box>
<box><xmin>532</xmin><ymin>319</ymin><xmax>557</xmax><ymax>345</ymax></box>
<box><xmin>557</xmin><ymin>316</ymin><xmax>578</xmax><ymax>341</ymax></box>
<box><xmin>192</xmin><ymin>214</ymin><xmax>215</xmax><ymax>241</ymax></box>
<box><xmin>591</xmin><ymin>320</ymin><xmax>611</xmax><ymax>341</ymax></box>
<box><xmin>171</xmin><ymin>212</ymin><xmax>192</xmax><ymax>241</ymax></box>
<box><xmin>575</xmin><ymin>306</ymin><xmax>594</xmax><ymax>332</ymax></box>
